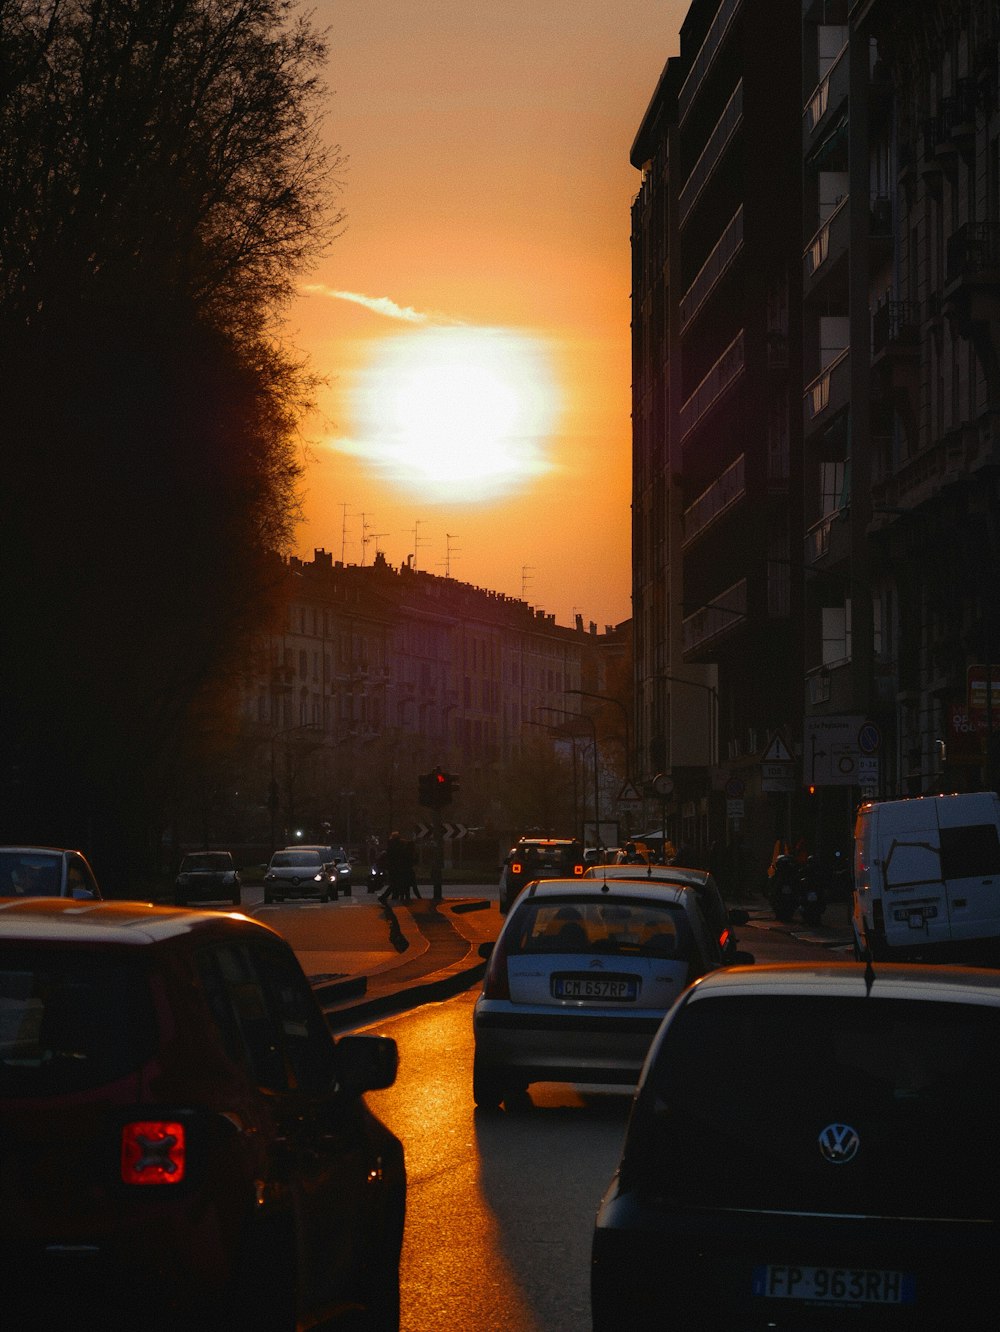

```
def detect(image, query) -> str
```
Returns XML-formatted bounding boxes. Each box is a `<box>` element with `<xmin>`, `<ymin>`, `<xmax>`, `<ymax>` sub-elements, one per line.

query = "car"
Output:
<box><xmin>473</xmin><ymin>876</ymin><xmax>724</xmax><ymax>1109</ymax></box>
<box><xmin>174</xmin><ymin>850</ymin><xmax>242</xmax><ymax>907</ymax></box>
<box><xmin>498</xmin><ymin>836</ymin><xmax>585</xmax><ymax>912</ymax></box>
<box><xmin>592</xmin><ymin>962</ymin><xmax>1000</xmax><ymax>1331</ymax></box>
<box><xmin>584</xmin><ymin>862</ymin><xmax>751</xmax><ymax>962</ymax></box>
<box><xmin>0</xmin><ymin>846</ymin><xmax>102</xmax><ymax>900</ymax></box>
<box><xmin>264</xmin><ymin>849</ymin><xmax>334</xmax><ymax>903</ymax></box>
<box><xmin>286</xmin><ymin>844</ymin><xmax>352</xmax><ymax>897</ymax></box>
<box><xmin>0</xmin><ymin>899</ymin><xmax>405</xmax><ymax>1331</ymax></box>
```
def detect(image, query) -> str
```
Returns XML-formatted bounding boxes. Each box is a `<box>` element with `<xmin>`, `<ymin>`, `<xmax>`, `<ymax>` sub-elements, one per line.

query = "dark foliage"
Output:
<box><xmin>0</xmin><ymin>0</ymin><xmax>340</xmax><ymax>888</ymax></box>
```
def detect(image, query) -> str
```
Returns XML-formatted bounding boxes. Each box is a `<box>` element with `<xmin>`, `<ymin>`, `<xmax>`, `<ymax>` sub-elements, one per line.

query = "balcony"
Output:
<box><xmin>682</xmin><ymin>578</ymin><xmax>748</xmax><ymax>657</ymax></box>
<box><xmin>682</xmin><ymin>454</ymin><xmax>746</xmax><ymax>549</ymax></box>
<box><xmin>803</xmin><ymin>41</ymin><xmax>849</xmax><ymax>146</ymax></box>
<box><xmin>804</xmin><ymin>508</ymin><xmax>851</xmax><ymax>570</ymax></box>
<box><xmin>803</xmin><ymin>347</ymin><xmax>850</xmax><ymax>434</ymax></box>
<box><xmin>679</xmin><ymin>80</ymin><xmax>743</xmax><ymax>227</ymax></box>
<box><xmin>944</xmin><ymin>223</ymin><xmax>1000</xmax><ymax>350</ymax></box>
<box><xmin>679</xmin><ymin>207</ymin><xmax>743</xmax><ymax>330</ymax></box>
<box><xmin>679</xmin><ymin>330</ymin><xmax>745</xmax><ymax>442</ymax></box>
<box><xmin>803</xmin><ymin>194</ymin><xmax>849</xmax><ymax>301</ymax></box>
<box><xmin>678</xmin><ymin>0</ymin><xmax>743</xmax><ymax>126</ymax></box>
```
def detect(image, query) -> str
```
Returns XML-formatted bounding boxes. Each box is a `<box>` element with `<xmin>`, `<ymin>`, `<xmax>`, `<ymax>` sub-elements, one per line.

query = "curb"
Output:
<box><xmin>322</xmin><ymin>953</ymin><xmax>487</xmax><ymax>1031</ymax></box>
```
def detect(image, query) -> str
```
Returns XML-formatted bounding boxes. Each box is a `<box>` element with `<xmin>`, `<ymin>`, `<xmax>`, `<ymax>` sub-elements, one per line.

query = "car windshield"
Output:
<box><xmin>271</xmin><ymin>852</ymin><xmax>322</xmax><ymax>868</ymax></box>
<box><xmin>638</xmin><ymin>994</ymin><xmax>1000</xmax><ymax>1218</ymax></box>
<box><xmin>506</xmin><ymin>897</ymin><xmax>689</xmax><ymax>958</ymax></box>
<box><xmin>181</xmin><ymin>854</ymin><xmax>231</xmax><ymax>871</ymax></box>
<box><xmin>0</xmin><ymin>851</ymin><xmax>61</xmax><ymax>897</ymax></box>
<box><xmin>0</xmin><ymin>947</ymin><xmax>157</xmax><ymax>1096</ymax></box>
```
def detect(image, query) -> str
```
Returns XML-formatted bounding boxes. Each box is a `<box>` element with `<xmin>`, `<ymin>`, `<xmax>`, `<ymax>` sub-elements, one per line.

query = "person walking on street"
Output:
<box><xmin>379</xmin><ymin>831</ymin><xmax>410</xmax><ymax>904</ymax></box>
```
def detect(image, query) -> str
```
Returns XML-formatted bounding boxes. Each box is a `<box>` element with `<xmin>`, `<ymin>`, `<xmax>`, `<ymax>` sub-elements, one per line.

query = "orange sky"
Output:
<box><xmin>286</xmin><ymin>2</ymin><xmax>687</xmax><ymax>628</ymax></box>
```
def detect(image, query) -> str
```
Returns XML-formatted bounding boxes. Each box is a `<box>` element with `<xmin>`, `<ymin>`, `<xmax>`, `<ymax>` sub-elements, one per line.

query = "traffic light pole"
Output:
<box><xmin>431</xmin><ymin>810</ymin><xmax>443</xmax><ymax>902</ymax></box>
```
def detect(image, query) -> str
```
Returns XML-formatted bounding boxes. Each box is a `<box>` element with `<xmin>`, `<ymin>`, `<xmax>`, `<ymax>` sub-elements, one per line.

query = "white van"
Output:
<box><xmin>853</xmin><ymin>792</ymin><xmax>1000</xmax><ymax>961</ymax></box>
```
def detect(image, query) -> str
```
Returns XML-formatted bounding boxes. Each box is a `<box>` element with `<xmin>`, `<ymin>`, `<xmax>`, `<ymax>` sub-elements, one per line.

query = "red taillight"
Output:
<box><xmin>121</xmin><ymin>1121</ymin><xmax>187</xmax><ymax>1185</ymax></box>
<box><xmin>573</xmin><ymin>863</ymin><xmax>584</xmax><ymax>876</ymax></box>
<box><xmin>481</xmin><ymin>934</ymin><xmax>512</xmax><ymax>1000</ymax></box>
<box><xmin>719</xmin><ymin>927</ymin><xmax>730</xmax><ymax>953</ymax></box>
<box><xmin>511</xmin><ymin>861</ymin><xmax>522</xmax><ymax>875</ymax></box>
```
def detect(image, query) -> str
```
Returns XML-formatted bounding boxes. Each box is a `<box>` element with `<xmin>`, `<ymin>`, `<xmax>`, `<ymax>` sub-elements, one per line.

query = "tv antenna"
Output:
<box><xmin>521</xmin><ymin>565</ymin><xmax>535</xmax><ymax>598</ymax></box>
<box><xmin>411</xmin><ymin>519</ymin><xmax>430</xmax><ymax>570</ymax></box>
<box><xmin>442</xmin><ymin>533</ymin><xmax>461</xmax><ymax>578</ymax></box>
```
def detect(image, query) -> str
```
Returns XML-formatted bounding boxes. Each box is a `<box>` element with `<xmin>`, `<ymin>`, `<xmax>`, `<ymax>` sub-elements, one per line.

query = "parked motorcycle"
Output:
<box><xmin>799</xmin><ymin>856</ymin><xmax>827</xmax><ymax>926</ymax></box>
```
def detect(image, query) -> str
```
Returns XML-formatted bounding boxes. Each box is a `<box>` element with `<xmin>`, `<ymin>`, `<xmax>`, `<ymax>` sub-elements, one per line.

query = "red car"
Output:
<box><xmin>0</xmin><ymin>899</ymin><xmax>405</xmax><ymax>1331</ymax></box>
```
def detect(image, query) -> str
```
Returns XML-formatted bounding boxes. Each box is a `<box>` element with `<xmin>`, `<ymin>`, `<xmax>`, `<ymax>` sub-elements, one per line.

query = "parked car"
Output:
<box><xmin>0</xmin><ymin>846</ymin><xmax>101</xmax><ymax>900</ymax></box>
<box><xmin>174</xmin><ymin>850</ymin><xmax>242</xmax><ymax>907</ymax></box>
<box><xmin>286</xmin><ymin>844</ymin><xmax>352</xmax><ymax>897</ymax></box>
<box><xmin>592</xmin><ymin>961</ymin><xmax>1000</xmax><ymax>1330</ymax></box>
<box><xmin>473</xmin><ymin>876</ymin><xmax>725</xmax><ymax>1109</ymax></box>
<box><xmin>498</xmin><ymin>836</ymin><xmax>585</xmax><ymax>912</ymax></box>
<box><xmin>0</xmin><ymin>899</ymin><xmax>405</xmax><ymax>1331</ymax></box>
<box><xmin>264</xmin><ymin>849</ymin><xmax>334</xmax><ymax>903</ymax></box>
<box><xmin>584</xmin><ymin>862</ymin><xmax>751</xmax><ymax>962</ymax></box>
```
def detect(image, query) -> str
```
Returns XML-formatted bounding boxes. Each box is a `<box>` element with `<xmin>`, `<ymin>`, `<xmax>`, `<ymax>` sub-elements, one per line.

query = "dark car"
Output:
<box><xmin>0</xmin><ymin>900</ymin><xmax>405</xmax><ymax>1331</ymax></box>
<box><xmin>173</xmin><ymin>850</ymin><xmax>242</xmax><ymax>907</ymax></box>
<box><xmin>498</xmin><ymin>836</ymin><xmax>585</xmax><ymax>912</ymax></box>
<box><xmin>592</xmin><ymin>962</ymin><xmax>1000</xmax><ymax>1330</ymax></box>
<box><xmin>0</xmin><ymin>846</ymin><xmax>102</xmax><ymax>900</ymax></box>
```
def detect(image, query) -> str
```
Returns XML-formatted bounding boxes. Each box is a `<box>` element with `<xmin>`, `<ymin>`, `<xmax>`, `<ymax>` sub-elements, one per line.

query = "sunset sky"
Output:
<box><xmin>287</xmin><ymin>1</ymin><xmax>687</xmax><ymax>628</ymax></box>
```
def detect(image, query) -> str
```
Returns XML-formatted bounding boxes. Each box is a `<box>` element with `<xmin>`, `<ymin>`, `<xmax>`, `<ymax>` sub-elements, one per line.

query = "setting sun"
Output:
<box><xmin>346</xmin><ymin>326</ymin><xmax>561</xmax><ymax>501</ymax></box>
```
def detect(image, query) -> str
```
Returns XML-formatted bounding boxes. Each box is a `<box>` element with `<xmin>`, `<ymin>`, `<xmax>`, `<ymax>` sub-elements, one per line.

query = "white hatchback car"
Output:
<box><xmin>472</xmin><ymin>877</ymin><xmax>726</xmax><ymax>1109</ymax></box>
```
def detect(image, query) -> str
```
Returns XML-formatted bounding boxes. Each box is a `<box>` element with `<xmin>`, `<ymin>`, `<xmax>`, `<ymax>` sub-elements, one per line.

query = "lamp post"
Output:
<box><xmin>537</xmin><ymin>707</ymin><xmax>602</xmax><ymax>848</ymax></box>
<box><xmin>565</xmin><ymin>688</ymin><xmax>632</xmax><ymax>782</ymax></box>
<box><xmin>268</xmin><ymin>723</ymin><xmax>320</xmax><ymax>854</ymax></box>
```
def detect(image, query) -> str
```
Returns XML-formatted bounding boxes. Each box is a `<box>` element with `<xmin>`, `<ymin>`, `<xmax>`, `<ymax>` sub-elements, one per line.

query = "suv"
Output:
<box><xmin>0</xmin><ymin>846</ymin><xmax>101</xmax><ymax>900</ymax></box>
<box><xmin>0</xmin><ymin>900</ymin><xmax>405</xmax><ymax>1331</ymax></box>
<box><xmin>174</xmin><ymin>850</ymin><xmax>242</xmax><ymax>907</ymax></box>
<box><xmin>498</xmin><ymin>837</ymin><xmax>585</xmax><ymax>912</ymax></box>
<box><xmin>592</xmin><ymin>962</ymin><xmax>1000</xmax><ymax>1329</ymax></box>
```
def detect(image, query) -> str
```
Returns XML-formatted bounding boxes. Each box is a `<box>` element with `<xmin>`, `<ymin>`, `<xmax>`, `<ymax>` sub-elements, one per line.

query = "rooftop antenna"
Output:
<box><xmin>521</xmin><ymin>565</ymin><xmax>535</xmax><ymax>598</ymax></box>
<box><xmin>371</xmin><ymin>532</ymin><xmax>389</xmax><ymax>558</ymax></box>
<box><xmin>339</xmin><ymin>503</ymin><xmax>354</xmax><ymax>564</ymax></box>
<box><xmin>442</xmin><ymin>533</ymin><xmax>461</xmax><ymax>578</ymax></box>
<box><xmin>411</xmin><ymin>519</ymin><xmax>429</xmax><ymax>571</ymax></box>
<box><xmin>360</xmin><ymin>512</ymin><xmax>376</xmax><ymax>566</ymax></box>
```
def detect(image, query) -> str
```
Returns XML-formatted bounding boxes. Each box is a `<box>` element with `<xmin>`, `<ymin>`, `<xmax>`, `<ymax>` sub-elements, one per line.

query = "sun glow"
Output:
<box><xmin>347</xmin><ymin>327</ymin><xmax>560</xmax><ymax>501</ymax></box>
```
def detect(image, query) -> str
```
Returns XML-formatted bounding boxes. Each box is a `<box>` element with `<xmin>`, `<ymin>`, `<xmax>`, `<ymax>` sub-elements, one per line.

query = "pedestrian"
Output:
<box><xmin>379</xmin><ymin>831</ymin><xmax>410</xmax><ymax>904</ymax></box>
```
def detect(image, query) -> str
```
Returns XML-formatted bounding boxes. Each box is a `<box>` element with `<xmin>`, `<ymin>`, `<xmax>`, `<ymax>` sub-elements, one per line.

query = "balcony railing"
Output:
<box><xmin>679</xmin><ymin>207</ymin><xmax>743</xmax><ymax>329</ymax></box>
<box><xmin>804</xmin><ymin>194</ymin><xmax>848</xmax><ymax>279</ymax></box>
<box><xmin>679</xmin><ymin>330</ymin><xmax>746</xmax><ymax>441</ymax></box>
<box><xmin>682</xmin><ymin>579</ymin><xmax>748</xmax><ymax>655</ymax></box>
<box><xmin>803</xmin><ymin>346</ymin><xmax>849</xmax><ymax>422</ymax></box>
<box><xmin>871</xmin><ymin>300</ymin><xmax>920</xmax><ymax>356</ymax></box>
<box><xmin>682</xmin><ymin>453</ymin><xmax>746</xmax><ymax>548</ymax></box>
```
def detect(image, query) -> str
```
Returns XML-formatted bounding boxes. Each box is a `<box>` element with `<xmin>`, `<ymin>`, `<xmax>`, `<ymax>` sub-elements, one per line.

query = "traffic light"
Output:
<box><xmin>417</xmin><ymin>768</ymin><xmax>460</xmax><ymax>808</ymax></box>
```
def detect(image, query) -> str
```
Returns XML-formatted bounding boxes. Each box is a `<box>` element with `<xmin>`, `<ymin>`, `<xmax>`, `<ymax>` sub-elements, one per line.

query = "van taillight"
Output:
<box><xmin>511</xmin><ymin>861</ymin><xmax>522</xmax><ymax>875</ymax></box>
<box><xmin>573</xmin><ymin>863</ymin><xmax>584</xmax><ymax>876</ymax></box>
<box><xmin>482</xmin><ymin>935</ymin><xmax>512</xmax><ymax>1000</ymax></box>
<box><xmin>121</xmin><ymin>1121</ymin><xmax>187</xmax><ymax>1185</ymax></box>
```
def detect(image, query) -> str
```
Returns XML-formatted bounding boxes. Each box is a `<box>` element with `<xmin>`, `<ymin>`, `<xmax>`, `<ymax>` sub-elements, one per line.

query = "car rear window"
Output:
<box><xmin>0</xmin><ymin>947</ymin><xmax>157</xmax><ymax>1097</ymax></box>
<box><xmin>513</xmin><ymin>843</ymin><xmax>581</xmax><ymax>874</ymax></box>
<box><xmin>506</xmin><ymin>898</ymin><xmax>691</xmax><ymax>958</ymax></box>
<box><xmin>638</xmin><ymin>994</ymin><xmax>1000</xmax><ymax>1218</ymax></box>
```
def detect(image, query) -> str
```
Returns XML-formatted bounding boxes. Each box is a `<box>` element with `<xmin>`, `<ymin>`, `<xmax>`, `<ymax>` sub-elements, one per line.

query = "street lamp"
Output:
<box><xmin>565</xmin><ymin>688</ymin><xmax>632</xmax><ymax>782</ymax></box>
<box><xmin>537</xmin><ymin>707</ymin><xmax>602</xmax><ymax>847</ymax></box>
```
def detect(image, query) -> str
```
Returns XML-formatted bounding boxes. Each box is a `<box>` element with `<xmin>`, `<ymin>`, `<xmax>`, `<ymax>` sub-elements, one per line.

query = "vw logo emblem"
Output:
<box><xmin>818</xmin><ymin>1123</ymin><xmax>860</xmax><ymax>1164</ymax></box>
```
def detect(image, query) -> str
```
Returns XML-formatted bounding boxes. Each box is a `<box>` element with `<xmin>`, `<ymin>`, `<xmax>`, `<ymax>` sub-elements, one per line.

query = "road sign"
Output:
<box><xmin>804</xmin><ymin>715</ymin><xmax>866</xmax><ymax>786</ymax></box>
<box><xmin>761</xmin><ymin>734</ymin><xmax>793</xmax><ymax>763</ymax></box>
<box><xmin>617</xmin><ymin>781</ymin><xmax>643</xmax><ymax>803</ymax></box>
<box><xmin>725</xmin><ymin>777</ymin><xmax>746</xmax><ymax>798</ymax></box>
<box><xmin>857</xmin><ymin>722</ymin><xmax>881</xmax><ymax>754</ymax></box>
<box><xmin>441</xmin><ymin>822</ymin><xmax>468</xmax><ymax>840</ymax></box>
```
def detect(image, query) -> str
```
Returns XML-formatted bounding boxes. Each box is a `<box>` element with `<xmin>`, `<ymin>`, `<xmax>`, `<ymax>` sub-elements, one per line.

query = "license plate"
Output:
<box><xmin>552</xmin><ymin>975</ymin><xmax>638</xmax><ymax>1001</ymax></box>
<box><xmin>752</xmin><ymin>1265</ymin><xmax>916</xmax><ymax>1305</ymax></box>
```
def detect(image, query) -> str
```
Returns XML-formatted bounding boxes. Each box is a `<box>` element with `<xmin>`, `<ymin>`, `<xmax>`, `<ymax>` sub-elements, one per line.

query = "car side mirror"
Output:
<box><xmin>335</xmin><ymin>1034</ymin><xmax>399</xmax><ymax>1095</ymax></box>
<box><xmin>728</xmin><ymin>908</ymin><xmax>750</xmax><ymax>926</ymax></box>
<box><xmin>478</xmin><ymin>941</ymin><xmax>495</xmax><ymax>959</ymax></box>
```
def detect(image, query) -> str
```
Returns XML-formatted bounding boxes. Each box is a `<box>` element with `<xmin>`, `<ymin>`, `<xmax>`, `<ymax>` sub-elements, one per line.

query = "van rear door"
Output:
<box><xmin>937</xmin><ymin>794</ymin><xmax>1000</xmax><ymax>944</ymax></box>
<box><xmin>879</xmin><ymin>802</ymin><xmax>951</xmax><ymax>951</ymax></box>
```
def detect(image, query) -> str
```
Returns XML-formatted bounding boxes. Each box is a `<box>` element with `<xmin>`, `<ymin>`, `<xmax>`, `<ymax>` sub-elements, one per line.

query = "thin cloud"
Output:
<box><xmin>301</xmin><ymin>285</ymin><xmax>432</xmax><ymax>324</ymax></box>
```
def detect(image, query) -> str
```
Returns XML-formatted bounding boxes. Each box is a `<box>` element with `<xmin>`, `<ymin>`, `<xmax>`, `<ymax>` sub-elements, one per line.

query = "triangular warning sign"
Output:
<box><xmin>617</xmin><ymin>781</ymin><xmax>643</xmax><ymax>802</ymax></box>
<box><xmin>761</xmin><ymin>734</ymin><xmax>792</xmax><ymax>763</ymax></box>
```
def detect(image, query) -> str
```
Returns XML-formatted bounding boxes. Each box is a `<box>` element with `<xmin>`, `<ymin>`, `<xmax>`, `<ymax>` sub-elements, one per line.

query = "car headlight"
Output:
<box><xmin>177</xmin><ymin>874</ymin><xmax>189</xmax><ymax>885</ymax></box>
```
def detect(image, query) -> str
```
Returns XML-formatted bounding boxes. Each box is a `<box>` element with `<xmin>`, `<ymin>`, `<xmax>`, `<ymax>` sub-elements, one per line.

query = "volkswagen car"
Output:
<box><xmin>473</xmin><ymin>876</ymin><xmax>725</xmax><ymax>1108</ymax></box>
<box><xmin>0</xmin><ymin>899</ymin><xmax>405</xmax><ymax>1331</ymax></box>
<box><xmin>592</xmin><ymin>962</ymin><xmax>1000</xmax><ymax>1330</ymax></box>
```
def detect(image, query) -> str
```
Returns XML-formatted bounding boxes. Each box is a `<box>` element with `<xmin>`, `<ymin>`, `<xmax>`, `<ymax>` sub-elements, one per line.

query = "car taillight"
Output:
<box><xmin>511</xmin><ymin>861</ymin><xmax>522</xmax><ymax>875</ymax></box>
<box><xmin>719</xmin><ymin>927</ymin><xmax>730</xmax><ymax>953</ymax></box>
<box><xmin>121</xmin><ymin>1121</ymin><xmax>187</xmax><ymax>1185</ymax></box>
<box><xmin>481</xmin><ymin>935</ymin><xmax>512</xmax><ymax>1000</ymax></box>
<box><xmin>573</xmin><ymin>863</ymin><xmax>584</xmax><ymax>876</ymax></box>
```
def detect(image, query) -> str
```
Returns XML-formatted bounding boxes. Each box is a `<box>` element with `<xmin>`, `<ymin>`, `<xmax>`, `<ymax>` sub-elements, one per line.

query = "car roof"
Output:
<box><xmin>512</xmin><ymin>876</ymin><xmax>692</xmax><ymax>908</ymax></box>
<box><xmin>0</xmin><ymin>846</ymin><xmax>75</xmax><ymax>856</ymax></box>
<box><xmin>684</xmin><ymin>961</ymin><xmax>1000</xmax><ymax>1005</ymax></box>
<box><xmin>514</xmin><ymin>837</ymin><xmax>578</xmax><ymax>848</ymax></box>
<box><xmin>0</xmin><ymin>899</ymin><xmax>278</xmax><ymax>947</ymax></box>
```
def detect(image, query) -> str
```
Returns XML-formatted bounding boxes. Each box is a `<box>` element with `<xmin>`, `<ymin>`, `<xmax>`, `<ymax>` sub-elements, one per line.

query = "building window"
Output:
<box><xmin>822</xmin><ymin>601</ymin><xmax>852</xmax><ymax>665</ymax></box>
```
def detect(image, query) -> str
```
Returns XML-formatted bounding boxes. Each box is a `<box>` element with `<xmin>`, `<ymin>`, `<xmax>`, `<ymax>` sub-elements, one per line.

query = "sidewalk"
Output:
<box><xmin>303</xmin><ymin>892</ymin><xmax>497</xmax><ymax>1030</ymax></box>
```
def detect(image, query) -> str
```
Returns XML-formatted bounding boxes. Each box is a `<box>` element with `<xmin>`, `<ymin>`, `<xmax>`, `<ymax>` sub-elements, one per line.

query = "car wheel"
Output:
<box><xmin>472</xmin><ymin>1055</ymin><xmax>507</xmax><ymax>1111</ymax></box>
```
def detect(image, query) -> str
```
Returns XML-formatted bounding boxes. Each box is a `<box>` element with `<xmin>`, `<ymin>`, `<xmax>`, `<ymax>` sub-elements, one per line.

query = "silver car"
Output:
<box><xmin>263</xmin><ymin>849</ymin><xmax>333</xmax><ymax>903</ymax></box>
<box><xmin>472</xmin><ymin>877</ymin><xmax>724</xmax><ymax>1109</ymax></box>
